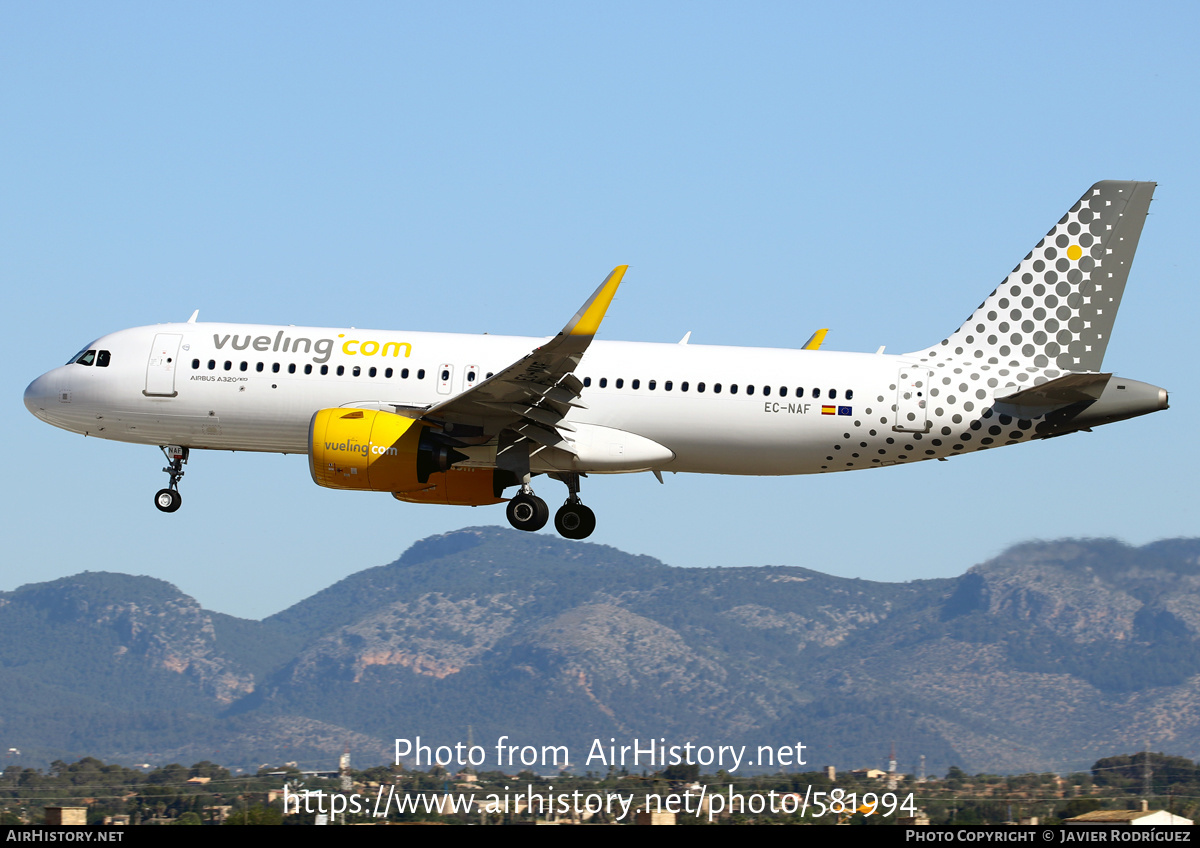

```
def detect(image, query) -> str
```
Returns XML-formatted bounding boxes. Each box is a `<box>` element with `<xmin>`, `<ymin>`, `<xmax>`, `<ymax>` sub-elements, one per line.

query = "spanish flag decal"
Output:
<box><xmin>822</xmin><ymin>405</ymin><xmax>836</xmax><ymax>415</ymax></box>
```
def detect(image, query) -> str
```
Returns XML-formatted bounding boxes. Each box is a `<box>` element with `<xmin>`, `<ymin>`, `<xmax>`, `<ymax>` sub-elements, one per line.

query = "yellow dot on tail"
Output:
<box><xmin>1067</xmin><ymin>244</ymin><xmax>1082</xmax><ymax>261</ymax></box>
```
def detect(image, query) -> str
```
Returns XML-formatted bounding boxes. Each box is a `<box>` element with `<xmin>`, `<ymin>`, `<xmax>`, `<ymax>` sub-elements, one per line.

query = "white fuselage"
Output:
<box><xmin>25</xmin><ymin>321</ymin><xmax>982</xmax><ymax>477</ymax></box>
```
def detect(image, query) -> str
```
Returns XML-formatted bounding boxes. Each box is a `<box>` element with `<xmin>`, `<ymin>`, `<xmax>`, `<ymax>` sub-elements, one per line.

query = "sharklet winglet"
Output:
<box><xmin>802</xmin><ymin>329</ymin><xmax>828</xmax><ymax>350</ymax></box>
<box><xmin>562</xmin><ymin>265</ymin><xmax>628</xmax><ymax>338</ymax></box>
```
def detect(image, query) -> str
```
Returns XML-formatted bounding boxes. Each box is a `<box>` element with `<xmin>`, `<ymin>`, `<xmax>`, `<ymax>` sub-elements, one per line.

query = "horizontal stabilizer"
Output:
<box><xmin>996</xmin><ymin>373</ymin><xmax>1111</xmax><ymax>408</ymax></box>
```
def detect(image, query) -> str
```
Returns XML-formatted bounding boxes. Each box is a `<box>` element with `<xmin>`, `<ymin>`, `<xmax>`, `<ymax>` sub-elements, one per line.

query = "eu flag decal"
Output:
<box><xmin>838</xmin><ymin>406</ymin><xmax>852</xmax><ymax>416</ymax></box>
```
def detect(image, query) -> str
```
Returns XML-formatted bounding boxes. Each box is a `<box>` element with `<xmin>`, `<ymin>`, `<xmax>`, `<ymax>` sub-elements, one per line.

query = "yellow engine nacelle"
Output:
<box><xmin>308</xmin><ymin>408</ymin><xmax>503</xmax><ymax>505</ymax></box>
<box><xmin>391</xmin><ymin>466</ymin><xmax>504</xmax><ymax>506</ymax></box>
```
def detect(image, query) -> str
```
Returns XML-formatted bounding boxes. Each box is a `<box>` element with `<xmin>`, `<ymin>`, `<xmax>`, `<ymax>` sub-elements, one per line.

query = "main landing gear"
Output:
<box><xmin>154</xmin><ymin>445</ymin><xmax>188</xmax><ymax>513</ymax></box>
<box><xmin>506</xmin><ymin>490</ymin><xmax>549</xmax><ymax>532</ymax></box>
<box><xmin>554</xmin><ymin>500</ymin><xmax>595</xmax><ymax>541</ymax></box>
<box><xmin>505</xmin><ymin>472</ymin><xmax>596</xmax><ymax>540</ymax></box>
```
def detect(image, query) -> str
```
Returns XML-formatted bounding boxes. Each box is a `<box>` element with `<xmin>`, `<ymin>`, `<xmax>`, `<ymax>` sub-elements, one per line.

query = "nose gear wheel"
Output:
<box><xmin>154</xmin><ymin>445</ymin><xmax>189</xmax><ymax>513</ymax></box>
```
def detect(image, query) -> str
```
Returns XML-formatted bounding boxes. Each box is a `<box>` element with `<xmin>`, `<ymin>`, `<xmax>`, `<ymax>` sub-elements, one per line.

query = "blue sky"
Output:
<box><xmin>4</xmin><ymin>2</ymin><xmax>1197</xmax><ymax>620</ymax></box>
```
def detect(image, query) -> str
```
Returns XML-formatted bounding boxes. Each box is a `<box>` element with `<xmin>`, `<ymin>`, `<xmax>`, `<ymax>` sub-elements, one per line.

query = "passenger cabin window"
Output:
<box><xmin>599</xmin><ymin>378</ymin><xmax>608</xmax><ymax>388</ymax></box>
<box><xmin>583</xmin><ymin>376</ymin><xmax>592</xmax><ymax>387</ymax></box>
<box><xmin>192</xmin><ymin>359</ymin><xmax>200</xmax><ymax>370</ymax></box>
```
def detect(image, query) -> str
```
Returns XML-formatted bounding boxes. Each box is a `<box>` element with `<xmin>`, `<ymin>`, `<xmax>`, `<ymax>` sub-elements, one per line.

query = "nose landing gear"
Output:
<box><xmin>154</xmin><ymin>445</ymin><xmax>188</xmax><ymax>513</ymax></box>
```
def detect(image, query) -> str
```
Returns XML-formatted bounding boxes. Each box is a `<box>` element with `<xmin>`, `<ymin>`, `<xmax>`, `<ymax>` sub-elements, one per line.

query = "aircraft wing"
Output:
<box><xmin>403</xmin><ymin>266</ymin><xmax>628</xmax><ymax>454</ymax></box>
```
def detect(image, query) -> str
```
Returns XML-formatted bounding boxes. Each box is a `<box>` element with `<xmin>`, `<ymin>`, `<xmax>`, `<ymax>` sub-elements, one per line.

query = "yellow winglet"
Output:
<box><xmin>802</xmin><ymin>328</ymin><xmax>828</xmax><ymax>350</ymax></box>
<box><xmin>564</xmin><ymin>266</ymin><xmax>628</xmax><ymax>337</ymax></box>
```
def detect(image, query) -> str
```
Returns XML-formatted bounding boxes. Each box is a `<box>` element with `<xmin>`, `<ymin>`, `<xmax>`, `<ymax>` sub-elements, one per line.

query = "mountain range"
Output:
<box><xmin>3</xmin><ymin>528</ymin><xmax>1199</xmax><ymax>775</ymax></box>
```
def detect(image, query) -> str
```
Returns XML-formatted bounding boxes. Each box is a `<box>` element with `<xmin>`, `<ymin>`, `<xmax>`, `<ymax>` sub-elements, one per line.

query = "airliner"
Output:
<box><xmin>24</xmin><ymin>181</ymin><xmax>1167</xmax><ymax>539</ymax></box>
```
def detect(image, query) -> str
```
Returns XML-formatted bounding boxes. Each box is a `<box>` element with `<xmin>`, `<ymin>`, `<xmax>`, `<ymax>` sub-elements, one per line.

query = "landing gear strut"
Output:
<box><xmin>552</xmin><ymin>472</ymin><xmax>596</xmax><ymax>540</ymax></box>
<box><xmin>498</xmin><ymin>430</ymin><xmax>596</xmax><ymax>539</ymax></box>
<box><xmin>154</xmin><ymin>445</ymin><xmax>188</xmax><ymax>513</ymax></box>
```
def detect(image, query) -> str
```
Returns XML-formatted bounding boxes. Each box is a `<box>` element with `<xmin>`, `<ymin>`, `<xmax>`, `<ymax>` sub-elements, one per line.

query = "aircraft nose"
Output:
<box><xmin>24</xmin><ymin>372</ymin><xmax>54</xmax><ymax>419</ymax></box>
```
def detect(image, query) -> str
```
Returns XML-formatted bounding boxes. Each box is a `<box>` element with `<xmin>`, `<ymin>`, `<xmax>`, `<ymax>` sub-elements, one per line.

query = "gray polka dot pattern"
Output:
<box><xmin>917</xmin><ymin>182</ymin><xmax>1155</xmax><ymax>375</ymax></box>
<box><xmin>823</xmin><ymin>182</ymin><xmax>1155</xmax><ymax>473</ymax></box>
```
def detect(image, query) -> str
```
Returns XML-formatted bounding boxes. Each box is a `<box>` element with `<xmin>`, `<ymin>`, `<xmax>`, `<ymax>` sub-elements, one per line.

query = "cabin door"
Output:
<box><xmin>893</xmin><ymin>366</ymin><xmax>932</xmax><ymax>433</ymax></box>
<box><xmin>145</xmin><ymin>334</ymin><xmax>182</xmax><ymax>397</ymax></box>
<box><xmin>437</xmin><ymin>363</ymin><xmax>454</xmax><ymax>395</ymax></box>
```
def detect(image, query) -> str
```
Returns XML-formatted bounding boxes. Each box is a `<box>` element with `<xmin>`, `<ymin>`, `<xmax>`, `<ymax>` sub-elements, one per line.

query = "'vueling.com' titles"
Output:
<box><xmin>213</xmin><ymin>332</ymin><xmax>413</xmax><ymax>364</ymax></box>
<box><xmin>324</xmin><ymin>441</ymin><xmax>400</xmax><ymax>458</ymax></box>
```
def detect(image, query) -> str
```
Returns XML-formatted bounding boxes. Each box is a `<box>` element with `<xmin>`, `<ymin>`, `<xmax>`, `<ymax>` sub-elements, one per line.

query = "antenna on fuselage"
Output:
<box><xmin>186</xmin><ymin>310</ymin><xmax>199</xmax><ymax>324</ymax></box>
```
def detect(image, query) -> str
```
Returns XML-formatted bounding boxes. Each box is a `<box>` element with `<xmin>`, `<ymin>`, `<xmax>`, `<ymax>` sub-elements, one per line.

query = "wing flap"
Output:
<box><xmin>515</xmin><ymin>421</ymin><xmax>577</xmax><ymax>453</ymax></box>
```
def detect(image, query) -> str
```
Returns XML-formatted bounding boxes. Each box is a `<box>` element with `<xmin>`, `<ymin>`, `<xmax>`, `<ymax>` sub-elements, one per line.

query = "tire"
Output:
<box><xmin>506</xmin><ymin>493</ymin><xmax>549</xmax><ymax>532</ymax></box>
<box><xmin>554</xmin><ymin>503</ymin><xmax>596</xmax><ymax>540</ymax></box>
<box><xmin>154</xmin><ymin>489</ymin><xmax>182</xmax><ymax>513</ymax></box>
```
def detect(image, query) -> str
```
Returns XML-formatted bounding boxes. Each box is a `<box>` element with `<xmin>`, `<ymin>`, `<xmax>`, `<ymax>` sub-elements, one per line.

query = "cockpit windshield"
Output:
<box><xmin>67</xmin><ymin>347</ymin><xmax>111</xmax><ymax>367</ymax></box>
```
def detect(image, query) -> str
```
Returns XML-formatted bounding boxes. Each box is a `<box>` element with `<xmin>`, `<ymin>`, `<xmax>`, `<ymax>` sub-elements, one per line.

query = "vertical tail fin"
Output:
<box><xmin>910</xmin><ymin>181</ymin><xmax>1155</xmax><ymax>373</ymax></box>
